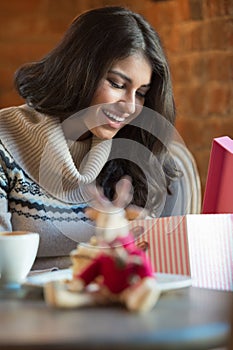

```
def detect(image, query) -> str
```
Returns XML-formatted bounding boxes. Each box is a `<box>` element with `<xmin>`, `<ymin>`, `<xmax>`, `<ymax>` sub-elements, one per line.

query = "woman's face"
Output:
<box><xmin>84</xmin><ymin>53</ymin><xmax>152</xmax><ymax>140</ymax></box>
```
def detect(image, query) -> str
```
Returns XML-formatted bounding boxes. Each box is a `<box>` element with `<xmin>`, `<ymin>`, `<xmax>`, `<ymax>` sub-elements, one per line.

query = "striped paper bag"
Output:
<box><xmin>130</xmin><ymin>214</ymin><xmax>233</xmax><ymax>291</ymax></box>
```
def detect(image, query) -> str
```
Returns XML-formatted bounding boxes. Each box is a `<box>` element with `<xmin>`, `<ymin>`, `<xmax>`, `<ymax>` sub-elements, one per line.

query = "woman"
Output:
<box><xmin>0</xmin><ymin>6</ymin><xmax>185</xmax><ymax>269</ymax></box>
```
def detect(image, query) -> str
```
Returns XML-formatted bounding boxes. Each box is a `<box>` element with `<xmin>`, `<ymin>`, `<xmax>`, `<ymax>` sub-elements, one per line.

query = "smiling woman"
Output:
<box><xmin>85</xmin><ymin>54</ymin><xmax>152</xmax><ymax>139</ymax></box>
<box><xmin>0</xmin><ymin>6</ymin><xmax>185</xmax><ymax>270</ymax></box>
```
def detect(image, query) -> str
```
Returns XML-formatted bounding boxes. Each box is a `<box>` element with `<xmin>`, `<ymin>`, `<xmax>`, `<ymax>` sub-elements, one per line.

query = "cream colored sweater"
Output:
<box><xmin>0</xmin><ymin>105</ymin><xmax>112</xmax><ymax>269</ymax></box>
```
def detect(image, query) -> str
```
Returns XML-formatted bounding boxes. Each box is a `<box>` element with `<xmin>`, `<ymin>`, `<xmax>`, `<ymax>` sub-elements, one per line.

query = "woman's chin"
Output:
<box><xmin>90</xmin><ymin>125</ymin><xmax>122</xmax><ymax>140</ymax></box>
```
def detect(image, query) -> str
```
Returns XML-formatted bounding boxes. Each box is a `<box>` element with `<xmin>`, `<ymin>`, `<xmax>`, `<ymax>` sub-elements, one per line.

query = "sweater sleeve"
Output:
<box><xmin>0</xmin><ymin>143</ymin><xmax>13</xmax><ymax>232</ymax></box>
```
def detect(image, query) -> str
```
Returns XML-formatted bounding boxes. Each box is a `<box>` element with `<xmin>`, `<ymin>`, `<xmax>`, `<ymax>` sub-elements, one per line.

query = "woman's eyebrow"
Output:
<box><xmin>108</xmin><ymin>70</ymin><xmax>151</xmax><ymax>88</ymax></box>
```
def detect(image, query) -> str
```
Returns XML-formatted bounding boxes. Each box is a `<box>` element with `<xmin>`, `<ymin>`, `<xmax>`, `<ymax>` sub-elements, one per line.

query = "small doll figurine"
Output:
<box><xmin>44</xmin><ymin>177</ymin><xmax>160</xmax><ymax>313</ymax></box>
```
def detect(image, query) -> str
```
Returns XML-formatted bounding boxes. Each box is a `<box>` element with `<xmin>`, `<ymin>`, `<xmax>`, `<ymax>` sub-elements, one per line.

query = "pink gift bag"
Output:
<box><xmin>202</xmin><ymin>136</ymin><xmax>233</xmax><ymax>214</ymax></box>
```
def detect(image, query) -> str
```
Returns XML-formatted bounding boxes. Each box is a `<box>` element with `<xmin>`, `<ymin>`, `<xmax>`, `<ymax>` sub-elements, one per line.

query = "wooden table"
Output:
<box><xmin>0</xmin><ymin>286</ymin><xmax>232</xmax><ymax>350</ymax></box>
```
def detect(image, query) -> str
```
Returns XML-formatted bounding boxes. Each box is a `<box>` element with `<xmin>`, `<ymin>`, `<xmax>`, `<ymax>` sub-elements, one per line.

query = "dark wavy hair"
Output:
<box><xmin>14</xmin><ymin>6</ymin><xmax>179</xmax><ymax>216</ymax></box>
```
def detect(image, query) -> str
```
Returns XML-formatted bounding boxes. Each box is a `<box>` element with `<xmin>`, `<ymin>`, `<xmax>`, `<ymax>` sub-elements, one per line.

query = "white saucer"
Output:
<box><xmin>156</xmin><ymin>273</ymin><xmax>192</xmax><ymax>291</ymax></box>
<box><xmin>26</xmin><ymin>269</ymin><xmax>192</xmax><ymax>292</ymax></box>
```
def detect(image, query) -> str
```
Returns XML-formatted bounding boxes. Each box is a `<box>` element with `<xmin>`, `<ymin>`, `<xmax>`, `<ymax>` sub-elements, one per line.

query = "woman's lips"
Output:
<box><xmin>102</xmin><ymin>108</ymin><xmax>126</xmax><ymax>129</ymax></box>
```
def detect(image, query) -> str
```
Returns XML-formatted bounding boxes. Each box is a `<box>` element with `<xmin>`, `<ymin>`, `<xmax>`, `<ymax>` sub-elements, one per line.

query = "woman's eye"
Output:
<box><xmin>136</xmin><ymin>91</ymin><xmax>146</xmax><ymax>98</ymax></box>
<box><xmin>108</xmin><ymin>79</ymin><xmax>124</xmax><ymax>89</ymax></box>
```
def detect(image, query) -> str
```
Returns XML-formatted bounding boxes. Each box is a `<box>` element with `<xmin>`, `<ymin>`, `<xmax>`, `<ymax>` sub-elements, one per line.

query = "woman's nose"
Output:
<box><xmin>120</xmin><ymin>92</ymin><xmax>136</xmax><ymax>115</ymax></box>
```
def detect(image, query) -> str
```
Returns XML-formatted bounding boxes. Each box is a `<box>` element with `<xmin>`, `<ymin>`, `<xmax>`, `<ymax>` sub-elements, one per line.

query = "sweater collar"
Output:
<box><xmin>0</xmin><ymin>105</ymin><xmax>112</xmax><ymax>203</ymax></box>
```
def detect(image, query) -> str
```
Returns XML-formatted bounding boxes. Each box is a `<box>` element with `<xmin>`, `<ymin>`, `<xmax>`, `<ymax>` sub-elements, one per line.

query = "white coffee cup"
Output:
<box><xmin>0</xmin><ymin>231</ymin><xmax>39</xmax><ymax>286</ymax></box>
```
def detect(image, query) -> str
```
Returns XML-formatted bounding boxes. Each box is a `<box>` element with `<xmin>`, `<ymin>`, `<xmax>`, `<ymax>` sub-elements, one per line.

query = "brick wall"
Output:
<box><xmin>144</xmin><ymin>0</ymin><xmax>233</xmax><ymax>196</ymax></box>
<box><xmin>0</xmin><ymin>0</ymin><xmax>232</xmax><ymax>199</ymax></box>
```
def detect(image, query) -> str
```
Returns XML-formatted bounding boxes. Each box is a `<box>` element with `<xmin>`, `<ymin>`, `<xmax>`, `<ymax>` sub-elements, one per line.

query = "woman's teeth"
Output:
<box><xmin>103</xmin><ymin>110</ymin><xmax>124</xmax><ymax>122</ymax></box>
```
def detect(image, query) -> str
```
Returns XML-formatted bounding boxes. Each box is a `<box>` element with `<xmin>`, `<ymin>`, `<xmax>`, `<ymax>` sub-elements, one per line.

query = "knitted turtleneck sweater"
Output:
<box><xmin>0</xmin><ymin>105</ymin><xmax>112</xmax><ymax>269</ymax></box>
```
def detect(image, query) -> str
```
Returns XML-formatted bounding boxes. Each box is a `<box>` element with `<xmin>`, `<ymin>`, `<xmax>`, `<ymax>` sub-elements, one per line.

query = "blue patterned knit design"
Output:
<box><xmin>0</xmin><ymin>141</ymin><xmax>89</xmax><ymax>230</ymax></box>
